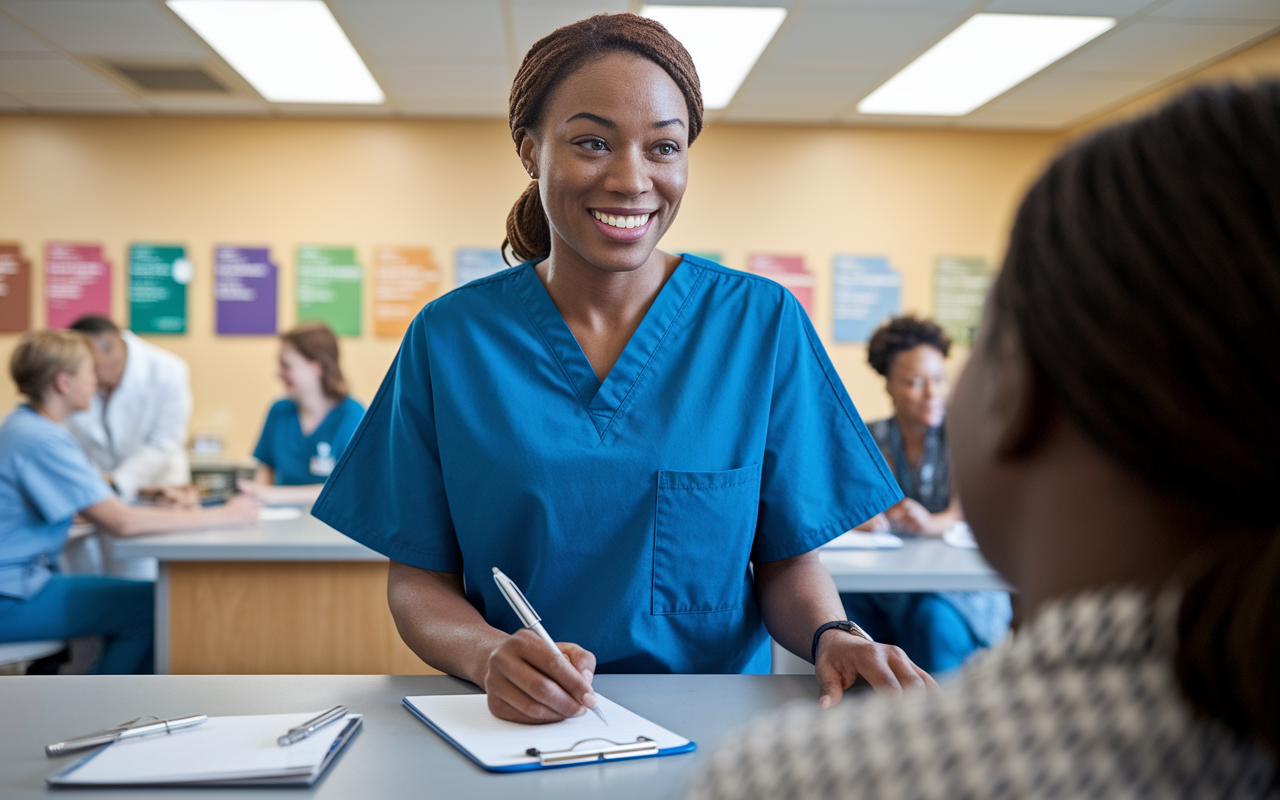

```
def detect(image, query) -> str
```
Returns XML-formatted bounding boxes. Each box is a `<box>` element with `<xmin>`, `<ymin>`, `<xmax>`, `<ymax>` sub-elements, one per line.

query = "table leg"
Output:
<box><xmin>154</xmin><ymin>561</ymin><xmax>170</xmax><ymax>675</ymax></box>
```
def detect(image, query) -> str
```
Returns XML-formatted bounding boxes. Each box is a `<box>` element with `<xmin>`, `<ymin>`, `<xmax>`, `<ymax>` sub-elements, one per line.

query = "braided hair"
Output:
<box><xmin>503</xmin><ymin>13</ymin><xmax>703</xmax><ymax>264</ymax></box>
<box><xmin>994</xmin><ymin>81</ymin><xmax>1280</xmax><ymax>760</ymax></box>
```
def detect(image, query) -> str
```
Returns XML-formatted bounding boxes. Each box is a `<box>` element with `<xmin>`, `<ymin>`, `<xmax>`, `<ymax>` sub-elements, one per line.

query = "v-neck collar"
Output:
<box><xmin>515</xmin><ymin>257</ymin><xmax>701</xmax><ymax>438</ymax></box>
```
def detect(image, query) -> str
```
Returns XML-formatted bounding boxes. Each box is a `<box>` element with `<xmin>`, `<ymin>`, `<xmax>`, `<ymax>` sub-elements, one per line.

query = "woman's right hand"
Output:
<box><xmin>482</xmin><ymin>629</ymin><xmax>599</xmax><ymax>724</ymax></box>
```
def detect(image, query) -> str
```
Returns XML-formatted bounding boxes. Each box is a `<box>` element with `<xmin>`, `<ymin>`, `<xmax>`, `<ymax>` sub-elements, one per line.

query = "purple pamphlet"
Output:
<box><xmin>215</xmin><ymin>246</ymin><xmax>277</xmax><ymax>335</ymax></box>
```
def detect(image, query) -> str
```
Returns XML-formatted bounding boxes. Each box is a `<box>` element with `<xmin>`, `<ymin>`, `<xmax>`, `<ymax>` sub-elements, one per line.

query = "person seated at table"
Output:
<box><xmin>65</xmin><ymin>315</ymin><xmax>192</xmax><ymax>503</ymax></box>
<box><xmin>0</xmin><ymin>331</ymin><xmax>258</xmax><ymax>674</ymax></box>
<box><xmin>841</xmin><ymin>316</ymin><xmax>1011</xmax><ymax>674</ymax></box>
<box><xmin>239</xmin><ymin>322</ymin><xmax>364</xmax><ymax>506</ymax></box>
<box><xmin>314</xmin><ymin>12</ymin><xmax>935</xmax><ymax>727</ymax></box>
<box><xmin>686</xmin><ymin>81</ymin><xmax>1280</xmax><ymax>799</ymax></box>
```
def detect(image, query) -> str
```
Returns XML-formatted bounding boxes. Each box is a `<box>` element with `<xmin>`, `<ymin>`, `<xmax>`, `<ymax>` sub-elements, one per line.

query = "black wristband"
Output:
<box><xmin>811</xmin><ymin>620</ymin><xmax>873</xmax><ymax>663</ymax></box>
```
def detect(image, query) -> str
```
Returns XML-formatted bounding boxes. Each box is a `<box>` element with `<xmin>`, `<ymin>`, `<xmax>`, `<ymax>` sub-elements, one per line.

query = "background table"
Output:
<box><xmin>114</xmin><ymin>512</ymin><xmax>1006</xmax><ymax>675</ymax></box>
<box><xmin>111</xmin><ymin>511</ymin><xmax>434</xmax><ymax>675</ymax></box>
<box><xmin>2</xmin><ymin>673</ymin><xmax>818</xmax><ymax>800</ymax></box>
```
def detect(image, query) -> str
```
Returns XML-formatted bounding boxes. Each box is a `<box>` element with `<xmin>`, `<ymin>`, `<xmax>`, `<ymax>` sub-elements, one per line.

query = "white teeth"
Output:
<box><xmin>593</xmin><ymin>210</ymin><xmax>651</xmax><ymax>230</ymax></box>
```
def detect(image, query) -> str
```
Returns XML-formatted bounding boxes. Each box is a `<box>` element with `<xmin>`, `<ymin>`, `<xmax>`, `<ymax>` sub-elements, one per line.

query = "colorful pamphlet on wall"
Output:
<box><xmin>297</xmin><ymin>246</ymin><xmax>362</xmax><ymax>337</ymax></box>
<box><xmin>747</xmin><ymin>254</ymin><xmax>815</xmax><ymax>317</ymax></box>
<box><xmin>934</xmin><ymin>256</ymin><xmax>990</xmax><ymax>345</ymax></box>
<box><xmin>0</xmin><ymin>243</ymin><xmax>31</xmax><ymax>333</ymax></box>
<box><xmin>455</xmin><ymin>248</ymin><xmax>508</xmax><ymax>287</ymax></box>
<box><xmin>129</xmin><ymin>244</ymin><xmax>191</xmax><ymax>334</ymax></box>
<box><xmin>215</xmin><ymin>246</ymin><xmax>278</xmax><ymax>335</ymax></box>
<box><xmin>372</xmin><ymin>246</ymin><xmax>440</xmax><ymax>338</ymax></box>
<box><xmin>832</xmin><ymin>255</ymin><xmax>902</xmax><ymax>343</ymax></box>
<box><xmin>45</xmin><ymin>242</ymin><xmax>111</xmax><ymax>330</ymax></box>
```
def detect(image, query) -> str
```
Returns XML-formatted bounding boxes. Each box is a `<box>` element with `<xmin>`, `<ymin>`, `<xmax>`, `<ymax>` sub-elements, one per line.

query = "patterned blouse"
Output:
<box><xmin>686</xmin><ymin>589</ymin><xmax>1276</xmax><ymax>800</ymax></box>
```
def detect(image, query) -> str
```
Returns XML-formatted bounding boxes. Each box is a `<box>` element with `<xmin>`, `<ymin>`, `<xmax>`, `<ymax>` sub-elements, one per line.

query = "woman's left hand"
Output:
<box><xmin>814</xmin><ymin>630</ymin><xmax>937</xmax><ymax>708</ymax></box>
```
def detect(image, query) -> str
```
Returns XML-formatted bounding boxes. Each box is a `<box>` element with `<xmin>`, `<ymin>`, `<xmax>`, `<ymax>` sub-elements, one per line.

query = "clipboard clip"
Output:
<box><xmin>526</xmin><ymin>736</ymin><xmax>658</xmax><ymax>765</ymax></box>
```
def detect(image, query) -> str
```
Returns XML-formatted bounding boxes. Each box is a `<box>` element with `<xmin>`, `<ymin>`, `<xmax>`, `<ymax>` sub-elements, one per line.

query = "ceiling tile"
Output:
<box><xmin>951</xmin><ymin>108</ymin><xmax>1069</xmax><ymax>129</ymax></box>
<box><xmin>983</xmin><ymin>0</ymin><xmax>1151</xmax><ymax>16</ymax></box>
<box><xmin>9</xmin><ymin>90</ymin><xmax>144</xmax><ymax>111</ymax></box>
<box><xmin>0</xmin><ymin>14</ymin><xmax>51</xmax><ymax>53</ymax></box>
<box><xmin>510</xmin><ymin>2</ymin><xmax>628</xmax><ymax>56</ymax></box>
<box><xmin>142</xmin><ymin>94</ymin><xmax>271</xmax><ymax>115</ymax></box>
<box><xmin>803</xmin><ymin>0</ymin><xmax>973</xmax><ymax>9</ymax></box>
<box><xmin>0</xmin><ymin>56</ymin><xmax>118</xmax><ymax>93</ymax></box>
<box><xmin>975</xmin><ymin>74</ymin><xmax>1159</xmax><ymax>114</ymax></box>
<box><xmin>376</xmin><ymin>59</ymin><xmax>509</xmax><ymax>101</ymax></box>
<box><xmin>1152</xmin><ymin>0</ymin><xmax>1280</xmax><ymax>22</ymax></box>
<box><xmin>0</xmin><ymin>0</ymin><xmax>206</xmax><ymax>58</ymax></box>
<box><xmin>397</xmin><ymin>96</ymin><xmax>508</xmax><ymax>117</ymax></box>
<box><xmin>766</xmin><ymin>9</ymin><xmax>958</xmax><ymax>69</ymax></box>
<box><xmin>1054</xmin><ymin>19</ymin><xmax>1276</xmax><ymax>76</ymax></box>
<box><xmin>733</xmin><ymin>65</ymin><xmax>881</xmax><ymax>106</ymax></box>
<box><xmin>720</xmin><ymin>100</ymin><xmax>845</xmax><ymax>123</ymax></box>
<box><xmin>330</xmin><ymin>0</ymin><xmax>506</xmax><ymax>62</ymax></box>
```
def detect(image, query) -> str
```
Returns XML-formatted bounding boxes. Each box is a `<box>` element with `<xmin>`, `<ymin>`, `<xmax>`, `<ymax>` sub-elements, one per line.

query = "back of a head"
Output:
<box><xmin>995</xmin><ymin>81</ymin><xmax>1280</xmax><ymax>759</ymax></box>
<box><xmin>502</xmin><ymin>13</ymin><xmax>703</xmax><ymax>264</ymax></box>
<box><xmin>282</xmin><ymin>321</ymin><xmax>347</xmax><ymax>401</ymax></box>
<box><xmin>10</xmin><ymin>330</ymin><xmax>92</xmax><ymax>403</ymax></box>
<box><xmin>67</xmin><ymin>314</ymin><xmax>119</xmax><ymax>338</ymax></box>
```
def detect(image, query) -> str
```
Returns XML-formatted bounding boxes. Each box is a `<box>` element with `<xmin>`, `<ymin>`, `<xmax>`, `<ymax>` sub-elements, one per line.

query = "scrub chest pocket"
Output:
<box><xmin>652</xmin><ymin>464</ymin><xmax>762</xmax><ymax>615</ymax></box>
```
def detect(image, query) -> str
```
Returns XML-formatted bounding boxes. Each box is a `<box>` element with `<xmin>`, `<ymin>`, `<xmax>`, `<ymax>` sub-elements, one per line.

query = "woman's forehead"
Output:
<box><xmin>545</xmin><ymin>52</ymin><xmax>688</xmax><ymax>130</ymax></box>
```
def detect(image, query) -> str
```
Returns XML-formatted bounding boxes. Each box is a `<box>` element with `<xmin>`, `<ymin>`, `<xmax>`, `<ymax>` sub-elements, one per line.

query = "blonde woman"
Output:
<box><xmin>0</xmin><ymin>331</ymin><xmax>257</xmax><ymax>673</ymax></box>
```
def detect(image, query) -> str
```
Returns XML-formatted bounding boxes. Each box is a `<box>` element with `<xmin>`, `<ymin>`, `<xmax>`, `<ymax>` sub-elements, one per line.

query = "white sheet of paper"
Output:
<box><xmin>943</xmin><ymin>522</ymin><xmax>978</xmax><ymax>549</ymax></box>
<box><xmin>258</xmin><ymin>506</ymin><xmax>303</xmax><ymax>522</ymax></box>
<box><xmin>404</xmin><ymin>694</ymin><xmax>689</xmax><ymax>769</ymax></box>
<box><xmin>55</xmin><ymin>712</ymin><xmax>357</xmax><ymax>785</ymax></box>
<box><xmin>822</xmin><ymin>530</ymin><xmax>904</xmax><ymax>550</ymax></box>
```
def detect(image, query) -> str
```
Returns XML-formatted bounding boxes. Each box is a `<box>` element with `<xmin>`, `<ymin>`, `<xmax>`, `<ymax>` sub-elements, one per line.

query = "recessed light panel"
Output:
<box><xmin>641</xmin><ymin>5</ymin><xmax>787</xmax><ymax>110</ymax></box>
<box><xmin>167</xmin><ymin>0</ymin><xmax>384</xmax><ymax>104</ymax></box>
<box><xmin>858</xmin><ymin>13</ymin><xmax>1115</xmax><ymax>117</ymax></box>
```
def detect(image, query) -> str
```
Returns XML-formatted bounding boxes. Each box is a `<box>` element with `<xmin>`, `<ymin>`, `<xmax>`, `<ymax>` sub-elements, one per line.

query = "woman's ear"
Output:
<box><xmin>517</xmin><ymin>130</ymin><xmax>538</xmax><ymax>180</ymax></box>
<box><xmin>991</xmin><ymin>329</ymin><xmax>1055</xmax><ymax>461</ymax></box>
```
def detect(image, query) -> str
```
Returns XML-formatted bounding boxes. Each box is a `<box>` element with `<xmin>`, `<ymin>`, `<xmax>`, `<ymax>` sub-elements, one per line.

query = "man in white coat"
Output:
<box><xmin>66</xmin><ymin>315</ymin><xmax>192</xmax><ymax>502</ymax></box>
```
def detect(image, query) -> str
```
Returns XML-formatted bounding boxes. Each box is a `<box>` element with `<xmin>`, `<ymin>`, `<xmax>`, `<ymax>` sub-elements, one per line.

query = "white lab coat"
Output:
<box><xmin>66</xmin><ymin>330</ymin><xmax>192</xmax><ymax>502</ymax></box>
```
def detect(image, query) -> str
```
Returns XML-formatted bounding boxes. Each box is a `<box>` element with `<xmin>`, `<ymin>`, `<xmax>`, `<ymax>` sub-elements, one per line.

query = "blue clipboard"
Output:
<box><xmin>402</xmin><ymin>695</ymin><xmax>696</xmax><ymax>773</ymax></box>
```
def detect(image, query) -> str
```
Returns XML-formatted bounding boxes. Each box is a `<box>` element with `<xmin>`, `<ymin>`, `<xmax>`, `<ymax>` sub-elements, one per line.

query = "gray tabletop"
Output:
<box><xmin>2</xmin><ymin>673</ymin><xmax>819</xmax><ymax>799</ymax></box>
<box><xmin>113</xmin><ymin>511</ymin><xmax>1006</xmax><ymax>592</ymax></box>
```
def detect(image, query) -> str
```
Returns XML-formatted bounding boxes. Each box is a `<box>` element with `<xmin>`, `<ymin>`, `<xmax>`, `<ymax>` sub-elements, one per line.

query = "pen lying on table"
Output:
<box><xmin>46</xmin><ymin>715</ymin><xmax>207</xmax><ymax>757</ymax></box>
<box><xmin>278</xmin><ymin>705</ymin><xmax>351</xmax><ymax>746</ymax></box>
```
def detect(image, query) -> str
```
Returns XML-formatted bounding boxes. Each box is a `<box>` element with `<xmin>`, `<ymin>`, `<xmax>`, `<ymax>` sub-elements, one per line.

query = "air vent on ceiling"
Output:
<box><xmin>112</xmin><ymin>64</ymin><xmax>226</xmax><ymax>92</ymax></box>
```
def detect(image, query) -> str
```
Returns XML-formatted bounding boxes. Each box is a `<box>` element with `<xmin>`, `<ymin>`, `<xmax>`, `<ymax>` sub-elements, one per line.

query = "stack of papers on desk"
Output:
<box><xmin>48</xmin><ymin>712</ymin><xmax>361</xmax><ymax>787</ymax></box>
<box><xmin>822</xmin><ymin>530</ymin><xmax>904</xmax><ymax>550</ymax></box>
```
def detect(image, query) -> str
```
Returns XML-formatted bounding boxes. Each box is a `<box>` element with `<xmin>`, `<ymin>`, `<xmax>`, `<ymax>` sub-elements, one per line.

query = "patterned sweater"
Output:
<box><xmin>686</xmin><ymin>589</ymin><xmax>1276</xmax><ymax>799</ymax></box>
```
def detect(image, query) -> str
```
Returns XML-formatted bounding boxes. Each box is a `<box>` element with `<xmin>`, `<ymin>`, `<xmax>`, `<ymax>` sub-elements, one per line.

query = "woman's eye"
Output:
<box><xmin>656</xmin><ymin>143</ymin><xmax>677</xmax><ymax>156</ymax></box>
<box><xmin>581</xmin><ymin>138</ymin><xmax>607</xmax><ymax>151</ymax></box>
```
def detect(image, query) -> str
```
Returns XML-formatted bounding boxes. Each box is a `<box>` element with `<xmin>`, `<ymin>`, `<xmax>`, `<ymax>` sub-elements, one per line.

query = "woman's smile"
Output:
<box><xmin>589</xmin><ymin>207</ymin><xmax>655</xmax><ymax>241</ymax></box>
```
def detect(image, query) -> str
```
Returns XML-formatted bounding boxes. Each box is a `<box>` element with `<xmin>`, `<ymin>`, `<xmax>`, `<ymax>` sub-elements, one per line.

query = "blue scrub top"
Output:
<box><xmin>313</xmin><ymin>255</ymin><xmax>901</xmax><ymax>673</ymax></box>
<box><xmin>0</xmin><ymin>404</ymin><xmax>114</xmax><ymax>599</ymax></box>
<box><xmin>253</xmin><ymin>397</ymin><xmax>365</xmax><ymax>486</ymax></box>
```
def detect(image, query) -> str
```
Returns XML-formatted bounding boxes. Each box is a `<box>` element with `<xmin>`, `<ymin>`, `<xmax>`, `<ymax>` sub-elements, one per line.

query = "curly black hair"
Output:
<box><xmin>866</xmin><ymin>316</ymin><xmax>952</xmax><ymax>377</ymax></box>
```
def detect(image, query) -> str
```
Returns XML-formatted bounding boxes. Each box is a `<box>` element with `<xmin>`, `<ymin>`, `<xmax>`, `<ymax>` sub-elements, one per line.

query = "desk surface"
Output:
<box><xmin>3</xmin><ymin>674</ymin><xmax>816</xmax><ymax>800</ymax></box>
<box><xmin>113</xmin><ymin>511</ymin><xmax>1006</xmax><ymax>591</ymax></box>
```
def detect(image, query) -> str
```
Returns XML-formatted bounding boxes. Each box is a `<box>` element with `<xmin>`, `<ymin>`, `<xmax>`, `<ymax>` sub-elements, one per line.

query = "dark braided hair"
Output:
<box><xmin>867</xmin><ymin>315</ymin><xmax>952</xmax><ymax>377</ymax></box>
<box><xmin>994</xmin><ymin>81</ymin><xmax>1280</xmax><ymax>760</ymax></box>
<box><xmin>503</xmin><ymin>13</ymin><xmax>703</xmax><ymax>264</ymax></box>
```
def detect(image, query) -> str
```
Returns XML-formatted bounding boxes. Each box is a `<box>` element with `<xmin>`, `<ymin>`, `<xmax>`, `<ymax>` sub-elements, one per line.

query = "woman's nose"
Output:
<box><xmin>605</xmin><ymin>148</ymin><xmax>651</xmax><ymax>196</ymax></box>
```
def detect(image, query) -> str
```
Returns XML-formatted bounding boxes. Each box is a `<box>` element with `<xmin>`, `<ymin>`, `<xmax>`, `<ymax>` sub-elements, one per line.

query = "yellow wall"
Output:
<box><xmin>0</xmin><ymin>114</ymin><xmax>1061</xmax><ymax>456</ymax></box>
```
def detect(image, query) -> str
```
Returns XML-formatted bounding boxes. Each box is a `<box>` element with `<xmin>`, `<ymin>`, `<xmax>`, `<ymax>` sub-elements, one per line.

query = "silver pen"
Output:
<box><xmin>278</xmin><ymin>705</ymin><xmax>350</xmax><ymax>746</ymax></box>
<box><xmin>492</xmin><ymin>567</ymin><xmax>607</xmax><ymax>725</ymax></box>
<box><xmin>46</xmin><ymin>714</ymin><xmax>207</xmax><ymax>757</ymax></box>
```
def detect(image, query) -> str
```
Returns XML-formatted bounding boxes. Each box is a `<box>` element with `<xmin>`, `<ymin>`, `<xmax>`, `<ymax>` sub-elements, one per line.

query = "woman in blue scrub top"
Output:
<box><xmin>242</xmin><ymin>322</ymin><xmax>364</xmax><ymax>505</ymax></box>
<box><xmin>0</xmin><ymin>331</ymin><xmax>258</xmax><ymax>673</ymax></box>
<box><xmin>314</xmin><ymin>13</ymin><xmax>934</xmax><ymax>723</ymax></box>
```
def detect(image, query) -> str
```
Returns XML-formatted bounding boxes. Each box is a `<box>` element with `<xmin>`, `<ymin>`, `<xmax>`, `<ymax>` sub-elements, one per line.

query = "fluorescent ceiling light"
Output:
<box><xmin>858</xmin><ymin>13</ymin><xmax>1115</xmax><ymax>116</ymax></box>
<box><xmin>641</xmin><ymin>5</ymin><xmax>786</xmax><ymax>110</ymax></box>
<box><xmin>167</xmin><ymin>0</ymin><xmax>384</xmax><ymax>104</ymax></box>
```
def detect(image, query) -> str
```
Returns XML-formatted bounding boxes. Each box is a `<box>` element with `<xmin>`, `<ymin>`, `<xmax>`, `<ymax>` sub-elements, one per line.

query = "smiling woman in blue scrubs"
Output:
<box><xmin>314</xmin><ymin>13</ymin><xmax>934</xmax><ymax>724</ymax></box>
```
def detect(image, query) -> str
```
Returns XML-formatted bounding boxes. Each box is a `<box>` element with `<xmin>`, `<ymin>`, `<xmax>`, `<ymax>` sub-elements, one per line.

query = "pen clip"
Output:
<box><xmin>526</xmin><ymin>737</ymin><xmax>657</xmax><ymax>766</ymax></box>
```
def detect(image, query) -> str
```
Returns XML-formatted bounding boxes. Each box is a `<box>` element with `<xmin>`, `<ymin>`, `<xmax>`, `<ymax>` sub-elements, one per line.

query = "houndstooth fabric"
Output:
<box><xmin>686</xmin><ymin>589</ymin><xmax>1277</xmax><ymax>800</ymax></box>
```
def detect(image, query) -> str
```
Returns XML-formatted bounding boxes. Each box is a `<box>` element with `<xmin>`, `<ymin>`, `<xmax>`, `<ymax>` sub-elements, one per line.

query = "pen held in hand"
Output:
<box><xmin>492</xmin><ymin>567</ymin><xmax>607</xmax><ymax>725</ymax></box>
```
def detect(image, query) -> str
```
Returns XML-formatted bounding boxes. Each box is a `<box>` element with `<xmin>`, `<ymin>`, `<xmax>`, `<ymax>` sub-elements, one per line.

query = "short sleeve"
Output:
<box><xmin>312</xmin><ymin>314</ymin><xmax>461</xmax><ymax>571</ymax></box>
<box><xmin>252</xmin><ymin>403</ymin><xmax>280</xmax><ymax>468</ymax></box>
<box><xmin>753</xmin><ymin>295</ymin><xmax>902</xmax><ymax>563</ymax></box>
<box><xmin>17</xmin><ymin>432</ymin><xmax>114</xmax><ymax>523</ymax></box>
<box><xmin>330</xmin><ymin>398</ymin><xmax>366</xmax><ymax>458</ymax></box>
